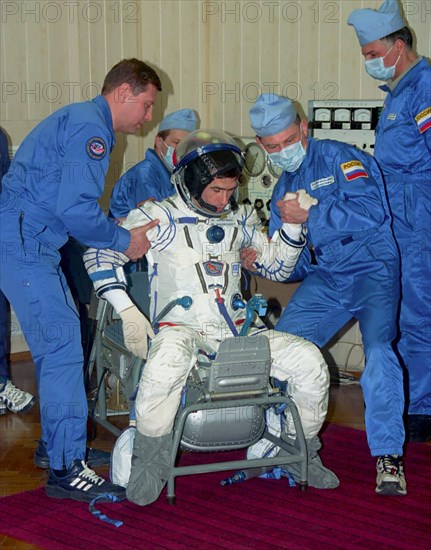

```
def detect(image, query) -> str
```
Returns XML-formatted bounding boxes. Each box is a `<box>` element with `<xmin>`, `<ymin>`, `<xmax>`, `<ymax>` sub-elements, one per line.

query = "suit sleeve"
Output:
<box><xmin>56</xmin><ymin>123</ymin><xmax>130</xmax><ymax>252</ymax></box>
<box><xmin>266</xmin><ymin>175</ymin><xmax>311</xmax><ymax>281</ymax></box>
<box><xmin>84</xmin><ymin>202</ymin><xmax>171</xmax><ymax>297</ymax></box>
<box><xmin>243</xmin><ymin>208</ymin><xmax>306</xmax><ymax>282</ymax></box>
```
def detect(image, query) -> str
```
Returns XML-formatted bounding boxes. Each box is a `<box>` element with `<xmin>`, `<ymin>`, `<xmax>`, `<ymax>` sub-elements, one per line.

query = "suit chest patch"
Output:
<box><xmin>310</xmin><ymin>176</ymin><xmax>335</xmax><ymax>190</ymax></box>
<box><xmin>203</xmin><ymin>261</ymin><xmax>224</xmax><ymax>276</ymax></box>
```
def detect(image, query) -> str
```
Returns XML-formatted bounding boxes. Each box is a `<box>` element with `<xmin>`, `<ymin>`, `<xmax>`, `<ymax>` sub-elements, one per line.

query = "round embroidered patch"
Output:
<box><xmin>86</xmin><ymin>137</ymin><xmax>107</xmax><ymax>160</ymax></box>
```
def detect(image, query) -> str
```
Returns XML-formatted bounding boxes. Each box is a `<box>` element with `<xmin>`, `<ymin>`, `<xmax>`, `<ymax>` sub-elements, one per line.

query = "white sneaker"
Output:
<box><xmin>376</xmin><ymin>454</ymin><xmax>407</xmax><ymax>496</ymax></box>
<box><xmin>0</xmin><ymin>380</ymin><xmax>36</xmax><ymax>413</ymax></box>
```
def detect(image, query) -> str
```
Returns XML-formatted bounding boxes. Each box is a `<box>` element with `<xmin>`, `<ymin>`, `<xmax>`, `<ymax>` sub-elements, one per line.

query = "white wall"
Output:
<box><xmin>1</xmin><ymin>0</ymin><xmax>429</xmax><ymax>207</ymax></box>
<box><xmin>1</xmin><ymin>0</ymin><xmax>430</xmax><ymax>355</ymax></box>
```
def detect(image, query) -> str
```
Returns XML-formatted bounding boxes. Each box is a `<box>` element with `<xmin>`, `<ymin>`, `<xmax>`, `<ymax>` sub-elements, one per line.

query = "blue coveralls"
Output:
<box><xmin>271</xmin><ymin>138</ymin><xmax>405</xmax><ymax>456</ymax></box>
<box><xmin>0</xmin><ymin>96</ymin><xmax>130</xmax><ymax>469</ymax></box>
<box><xmin>109</xmin><ymin>149</ymin><xmax>173</xmax><ymax>218</ymax></box>
<box><xmin>375</xmin><ymin>57</ymin><xmax>431</xmax><ymax>417</ymax></box>
<box><xmin>0</xmin><ymin>127</ymin><xmax>11</xmax><ymax>379</ymax></box>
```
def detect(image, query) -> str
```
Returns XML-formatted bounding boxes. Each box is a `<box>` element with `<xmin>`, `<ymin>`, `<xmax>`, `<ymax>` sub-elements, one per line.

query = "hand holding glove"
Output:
<box><xmin>278</xmin><ymin>190</ymin><xmax>318</xmax><ymax>241</ymax></box>
<box><xmin>118</xmin><ymin>305</ymin><xmax>155</xmax><ymax>359</ymax></box>
<box><xmin>278</xmin><ymin>189</ymin><xmax>318</xmax><ymax>226</ymax></box>
<box><xmin>296</xmin><ymin>189</ymin><xmax>318</xmax><ymax>210</ymax></box>
<box><xmin>284</xmin><ymin>189</ymin><xmax>318</xmax><ymax>211</ymax></box>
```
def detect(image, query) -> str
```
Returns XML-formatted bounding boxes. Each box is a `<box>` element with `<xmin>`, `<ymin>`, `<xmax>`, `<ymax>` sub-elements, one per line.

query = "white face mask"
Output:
<box><xmin>365</xmin><ymin>44</ymin><xmax>400</xmax><ymax>81</ymax></box>
<box><xmin>268</xmin><ymin>129</ymin><xmax>306</xmax><ymax>173</ymax></box>
<box><xmin>162</xmin><ymin>140</ymin><xmax>175</xmax><ymax>170</ymax></box>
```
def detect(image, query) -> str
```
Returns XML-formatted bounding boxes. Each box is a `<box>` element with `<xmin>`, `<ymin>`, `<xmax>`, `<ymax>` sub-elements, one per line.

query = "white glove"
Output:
<box><xmin>284</xmin><ymin>189</ymin><xmax>318</xmax><ymax>210</ymax></box>
<box><xmin>118</xmin><ymin>305</ymin><xmax>155</xmax><ymax>359</ymax></box>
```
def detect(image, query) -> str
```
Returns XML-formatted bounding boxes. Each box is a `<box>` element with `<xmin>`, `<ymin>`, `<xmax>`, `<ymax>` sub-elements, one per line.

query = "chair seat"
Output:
<box><xmin>180</xmin><ymin>404</ymin><xmax>266</xmax><ymax>451</ymax></box>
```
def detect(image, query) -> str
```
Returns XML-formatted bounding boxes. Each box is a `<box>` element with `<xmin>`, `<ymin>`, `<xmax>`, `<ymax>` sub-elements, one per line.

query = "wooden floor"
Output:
<box><xmin>0</xmin><ymin>356</ymin><xmax>366</xmax><ymax>549</ymax></box>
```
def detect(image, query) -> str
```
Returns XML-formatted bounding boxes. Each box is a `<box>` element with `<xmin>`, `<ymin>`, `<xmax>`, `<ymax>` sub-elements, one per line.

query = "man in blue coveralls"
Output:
<box><xmin>0</xmin><ymin>127</ymin><xmax>35</xmax><ymax>416</ymax></box>
<box><xmin>348</xmin><ymin>0</ymin><xmax>431</xmax><ymax>443</ymax></box>
<box><xmin>247</xmin><ymin>93</ymin><xmax>407</xmax><ymax>496</ymax></box>
<box><xmin>109</xmin><ymin>108</ymin><xmax>197</xmax><ymax>218</ymax></box>
<box><xmin>0</xmin><ymin>58</ymin><xmax>161</xmax><ymax>502</ymax></box>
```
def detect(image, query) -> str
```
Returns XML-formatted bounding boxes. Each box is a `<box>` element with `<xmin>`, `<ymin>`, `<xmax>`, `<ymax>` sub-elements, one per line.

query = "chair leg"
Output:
<box><xmin>288</xmin><ymin>399</ymin><xmax>308</xmax><ymax>486</ymax></box>
<box><xmin>91</xmin><ymin>301</ymin><xmax>122</xmax><ymax>437</ymax></box>
<box><xmin>166</xmin><ymin>407</ymin><xmax>189</xmax><ymax>504</ymax></box>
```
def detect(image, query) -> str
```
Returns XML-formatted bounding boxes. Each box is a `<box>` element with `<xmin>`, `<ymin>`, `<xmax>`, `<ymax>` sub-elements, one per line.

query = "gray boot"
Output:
<box><xmin>126</xmin><ymin>430</ymin><xmax>173</xmax><ymax>506</ymax></box>
<box><xmin>280</xmin><ymin>436</ymin><xmax>340</xmax><ymax>489</ymax></box>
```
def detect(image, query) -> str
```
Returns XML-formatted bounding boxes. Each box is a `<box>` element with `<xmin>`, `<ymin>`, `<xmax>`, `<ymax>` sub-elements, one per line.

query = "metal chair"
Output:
<box><xmin>167</xmin><ymin>334</ymin><xmax>308</xmax><ymax>503</ymax></box>
<box><xmin>90</xmin><ymin>270</ymin><xmax>309</xmax><ymax>503</ymax></box>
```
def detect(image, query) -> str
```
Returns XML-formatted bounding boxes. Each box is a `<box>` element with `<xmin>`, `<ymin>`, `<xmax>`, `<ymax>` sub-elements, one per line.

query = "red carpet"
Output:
<box><xmin>1</xmin><ymin>424</ymin><xmax>430</xmax><ymax>550</ymax></box>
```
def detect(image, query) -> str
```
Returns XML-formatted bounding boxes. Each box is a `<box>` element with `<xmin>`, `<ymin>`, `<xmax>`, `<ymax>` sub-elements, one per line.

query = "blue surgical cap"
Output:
<box><xmin>159</xmin><ymin>109</ymin><xmax>197</xmax><ymax>132</ymax></box>
<box><xmin>249</xmin><ymin>94</ymin><xmax>298</xmax><ymax>137</ymax></box>
<box><xmin>348</xmin><ymin>0</ymin><xmax>406</xmax><ymax>47</ymax></box>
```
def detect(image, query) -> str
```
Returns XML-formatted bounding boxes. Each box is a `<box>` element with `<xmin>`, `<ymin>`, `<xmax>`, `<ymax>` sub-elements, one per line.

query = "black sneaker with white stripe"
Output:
<box><xmin>46</xmin><ymin>460</ymin><xmax>126</xmax><ymax>502</ymax></box>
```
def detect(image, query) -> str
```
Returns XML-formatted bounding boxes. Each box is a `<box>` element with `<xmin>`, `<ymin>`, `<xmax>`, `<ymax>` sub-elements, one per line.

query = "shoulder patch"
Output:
<box><xmin>415</xmin><ymin>106</ymin><xmax>431</xmax><ymax>134</ymax></box>
<box><xmin>340</xmin><ymin>160</ymin><xmax>369</xmax><ymax>181</ymax></box>
<box><xmin>86</xmin><ymin>137</ymin><xmax>107</xmax><ymax>160</ymax></box>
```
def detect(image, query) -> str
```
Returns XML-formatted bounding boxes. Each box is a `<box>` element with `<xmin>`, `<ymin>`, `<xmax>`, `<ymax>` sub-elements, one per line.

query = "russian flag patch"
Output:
<box><xmin>415</xmin><ymin>106</ymin><xmax>431</xmax><ymax>134</ymax></box>
<box><xmin>341</xmin><ymin>160</ymin><xmax>369</xmax><ymax>181</ymax></box>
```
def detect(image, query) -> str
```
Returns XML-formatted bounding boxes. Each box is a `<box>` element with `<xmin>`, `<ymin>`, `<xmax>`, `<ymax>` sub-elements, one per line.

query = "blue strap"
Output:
<box><xmin>221</xmin><ymin>467</ymin><xmax>296</xmax><ymax>487</ymax></box>
<box><xmin>90</xmin><ymin>269</ymin><xmax>116</xmax><ymax>281</ymax></box>
<box><xmin>220</xmin><ymin>471</ymin><xmax>247</xmax><ymax>485</ymax></box>
<box><xmin>215</xmin><ymin>296</ymin><xmax>239</xmax><ymax>336</ymax></box>
<box><xmin>282</xmin><ymin>469</ymin><xmax>297</xmax><ymax>487</ymax></box>
<box><xmin>129</xmin><ymin>401</ymin><xmax>137</xmax><ymax>423</ymax></box>
<box><xmin>242</xmin><ymin>270</ymin><xmax>250</xmax><ymax>292</ymax></box>
<box><xmin>180</xmin><ymin>385</ymin><xmax>188</xmax><ymax>408</ymax></box>
<box><xmin>177</xmin><ymin>217</ymin><xmax>199</xmax><ymax>224</ymax></box>
<box><xmin>259</xmin><ymin>467</ymin><xmax>296</xmax><ymax>487</ymax></box>
<box><xmin>89</xmin><ymin>493</ymin><xmax>124</xmax><ymax>528</ymax></box>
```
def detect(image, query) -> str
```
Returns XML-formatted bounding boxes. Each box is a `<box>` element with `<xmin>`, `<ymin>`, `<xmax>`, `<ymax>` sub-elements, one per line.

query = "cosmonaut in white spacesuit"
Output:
<box><xmin>84</xmin><ymin>129</ymin><xmax>338</xmax><ymax>506</ymax></box>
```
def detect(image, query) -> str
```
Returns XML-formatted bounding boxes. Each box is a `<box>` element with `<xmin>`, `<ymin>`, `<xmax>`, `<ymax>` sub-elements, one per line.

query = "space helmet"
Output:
<box><xmin>172</xmin><ymin>129</ymin><xmax>244</xmax><ymax>217</ymax></box>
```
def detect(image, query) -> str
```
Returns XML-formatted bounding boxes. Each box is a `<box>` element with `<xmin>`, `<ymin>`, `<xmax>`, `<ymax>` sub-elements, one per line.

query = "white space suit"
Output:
<box><xmin>84</xmin><ymin>129</ymin><xmax>333</xmax><ymax>505</ymax></box>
